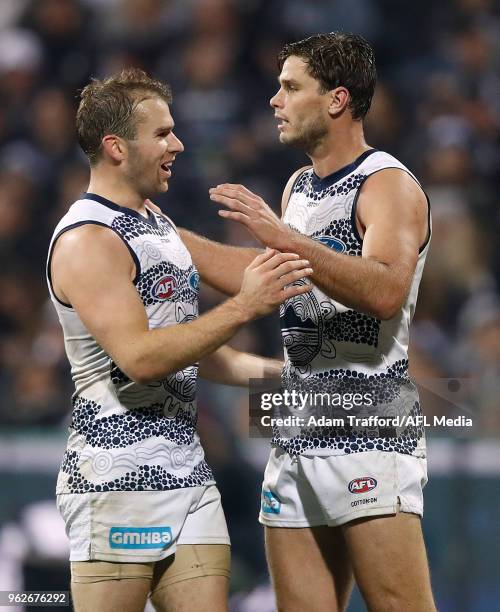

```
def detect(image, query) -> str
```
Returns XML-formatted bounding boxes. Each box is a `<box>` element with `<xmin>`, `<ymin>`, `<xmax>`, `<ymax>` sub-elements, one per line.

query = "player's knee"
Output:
<box><xmin>274</xmin><ymin>590</ymin><xmax>304</xmax><ymax>612</ymax></box>
<box><xmin>275</xmin><ymin>592</ymin><xmax>348</xmax><ymax>612</ymax></box>
<box><xmin>368</xmin><ymin>588</ymin><xmax>436</xmax><ymax>612</ymax></box>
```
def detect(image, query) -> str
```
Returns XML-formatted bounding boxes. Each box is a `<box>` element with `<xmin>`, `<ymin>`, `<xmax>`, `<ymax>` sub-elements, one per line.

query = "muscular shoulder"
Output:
<box><xmin>356</xmin><ymin>168</ymin><xmax>428</xmax><ymax>244</ymax></box>
<box><xmin>281</xmin><ymin>165</ymin><xmax>312</xmax><ymax>217</ymax></box>
<box><xmin>55</xmin><ymin>224</ymin><xmax>129</xmax><ymax>264</ymax></box>
<box><xmin>51</xmin><ymin>224</ymin><xmax>135</xmax><ymax>301</ymax></box>
<box><xmin>363</xmin><ymin>167</ymin><xmax>424</xmax><ymax>196</ymax></box>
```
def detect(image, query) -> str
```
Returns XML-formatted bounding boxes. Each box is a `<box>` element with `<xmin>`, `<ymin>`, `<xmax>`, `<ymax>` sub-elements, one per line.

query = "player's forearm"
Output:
<box><xmin>233</xmin><ymin>351</ymin><xmax>283</xmax><ymax>384</ymax></box>
<box><xmin>199</xmin><ymin>345</ymin><xmax>283</xmax><ymax>386</ymax></box>
<box><xmin>126</xmin><ymin>298</ymin><xmax>253</xmax><ymax>384</ymax></box>
<box><xmin>284</xmin><ymin>233</ymin><xmax>405</xmax><ymax>319</ymax></box>
<box><xmin>179</xmin><ymin>229</ymin><xmax>260</xmax><ymax>295</ymax></box>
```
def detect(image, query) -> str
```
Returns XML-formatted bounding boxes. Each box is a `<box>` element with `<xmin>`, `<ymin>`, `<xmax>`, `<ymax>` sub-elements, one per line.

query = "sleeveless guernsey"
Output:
<box><xmin>47</xmin><ymin>193</ymin><xmax>214</xmax><ymax>495</ymax></box>
<box><xmin>275</xmin><ymin>150</ymin><xmax>431</xmax><ymax>458</ymax></box>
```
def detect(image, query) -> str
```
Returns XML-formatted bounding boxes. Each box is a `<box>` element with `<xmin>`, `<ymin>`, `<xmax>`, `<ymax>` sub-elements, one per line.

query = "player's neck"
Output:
<box><xmin>87</xmin><ymin>168</ymin><xmax>148</xmax><ymax>214</ymax></box>
<box><xmin>309</xmin><ymin>122</ymin><xmax>371</xmax><ymax>179</ymax></box>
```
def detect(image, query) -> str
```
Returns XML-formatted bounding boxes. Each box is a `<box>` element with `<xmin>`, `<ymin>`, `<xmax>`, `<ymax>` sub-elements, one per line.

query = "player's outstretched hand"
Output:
<box><xmin>234</xmin><ymin>249</ymin><xmax>313</xmax><ymax>319</ymax></box>
<box><xmin>209</xmin><ymin>184</ymin><xmax>294</xmax><ymax>250</ymax></box>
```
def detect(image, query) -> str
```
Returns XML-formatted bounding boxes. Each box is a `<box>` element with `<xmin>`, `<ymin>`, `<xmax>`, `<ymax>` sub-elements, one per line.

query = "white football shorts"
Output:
<box><xmin>57</xmin><ymin>484</ymin><xmax>230</xmax><ymax>562</ymax></box>
<box><xmin>259</xmin><ymin>447</ymin><xmax>427</xmax><ymax>527</ymax></box>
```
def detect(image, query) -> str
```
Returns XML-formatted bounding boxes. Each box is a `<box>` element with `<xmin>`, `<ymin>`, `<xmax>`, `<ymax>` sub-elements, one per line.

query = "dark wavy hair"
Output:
<box><xmin>76</xmin><ymin>68</ymin><xmax>172</xmax><ymax>165</ymax></box>
<box><xmin>278</xmin><ymin>32</ymin><xmax>376</xmax><ymax>120</ymax></box>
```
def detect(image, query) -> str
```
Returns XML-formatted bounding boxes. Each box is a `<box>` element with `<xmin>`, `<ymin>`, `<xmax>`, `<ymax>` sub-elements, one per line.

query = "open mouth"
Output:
<box><xmin>160</xmin><ymin>163</ymin><xmax>172</xmax><ymax>176</ymax></box>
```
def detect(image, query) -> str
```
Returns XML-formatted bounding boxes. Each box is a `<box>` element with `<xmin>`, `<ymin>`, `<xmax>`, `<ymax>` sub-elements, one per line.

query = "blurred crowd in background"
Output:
<box><xmin>0</xmin><ymin>0</ymin><xmax>499</xmax><ymax>608</ymax></box>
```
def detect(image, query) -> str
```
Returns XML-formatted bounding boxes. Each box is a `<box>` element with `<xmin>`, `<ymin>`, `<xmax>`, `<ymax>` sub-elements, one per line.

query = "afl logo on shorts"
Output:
<box><xmin>151</xmin><ymin>276</ymin><xmax>177</xmax><ymax>300</ymax></box>
<box><xmin>318</xmin><ymin>236</ymin><xmax>346</xmax><ymax>253</ymax></box>
<box><xmin>348</xmin><ymin>477</ymin><xmax>377</xmax><ymax>494</ymax></box>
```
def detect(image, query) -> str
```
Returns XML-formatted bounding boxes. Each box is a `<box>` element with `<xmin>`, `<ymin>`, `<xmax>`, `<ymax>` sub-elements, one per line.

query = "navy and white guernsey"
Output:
<box><xmin>276</xmin><ymin>150</ymin><xmax>431</xmax><ymax>458</ymax></box>
<box><xmin>47</xmin><ymin>193</ymin><xmax>214</xmax><ymax>495</ymax></box>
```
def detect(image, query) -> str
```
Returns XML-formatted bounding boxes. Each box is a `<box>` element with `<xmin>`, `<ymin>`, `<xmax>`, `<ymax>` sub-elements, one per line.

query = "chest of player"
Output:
<box><xmin>285</xmin><ymin>175</ymin><xmax>364</xmax><ymax>257</ymax></box>
<box><xmin>111</xmin><ymin>214</ymin><xmax>199</xmax><ymax>311</ymax></box>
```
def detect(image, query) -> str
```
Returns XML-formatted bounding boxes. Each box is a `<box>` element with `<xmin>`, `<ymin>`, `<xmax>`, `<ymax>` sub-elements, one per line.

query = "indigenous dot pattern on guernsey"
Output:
<box><xmin>283</xmin><ymin>171</ymin><xmax>382</xmax><ymax>354</ymax></box>
<box><xmin>280</xmin><ymin>289</ymin><xmax>380</xmax><ymax>362</ymax></box>
<box><xmin>322</xmin><ymin>307</ymin><xmax>380</xmax><ymax>347</ymax></box>
<box><xmin>109</xmin><ymin>360</ymin><xmax>198</xmax><ymax>403</ymax></box>
<box><xmin>111</xmin><ymin>211</ymin><xmax>172</xmax><ymax>240</ymax></box>
<box><xmin>60</xmin><ymin>397</ymin><xmax>214</xmax><ymax>493</ymax></box>
<box><xmin>294</xmin><ymin>170</ymin><xmax>365</xmax><ymax>204</ymax></box>
<box><xmin>276</xmin><ymin>155</ymin><xmax>427</xmax><ymax>458</ymax></box>
<box><xmin>311</xmin><ymin>218</ymin><xmax>361</xmax><ymax>255</ymax></box>
<box><xmin>61</xmin><ymin>450</ymin><xmax>214</xmax><ymax>493</ymax></box>
<box><xmin>110</xmin><ymin>362</ymin><xmax>130</xmax><ymax>386</ymax></box>
<box><xmin>53</xmin><ymin>201</ymin><xmax>210</xmax><ymax>495</ymax></box>
<box><xmin>273</xmin><ymin>360</ymin><xmax>425</xmax><ymax>456</ymax></box>
<box><xmin>273</xmin><ymin>401</ymin><xmax>424</xmax><ymax>456</ymax></box>
<box><xmin>71</xmin><ymin>397</ymin><xmax>197</xmax><ymax>449</ymax></box>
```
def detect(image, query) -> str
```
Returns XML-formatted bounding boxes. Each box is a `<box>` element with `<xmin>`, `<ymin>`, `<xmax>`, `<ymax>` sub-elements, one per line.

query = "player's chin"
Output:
<box><xmin>158</xmin><ymin>178</ymin><xmax>170</xmax><ymax>192</ymax></box>
<box><xmin>279</xmin><ymin>133</ymin><xmax>294</xmax><ymax>146</ymax></box>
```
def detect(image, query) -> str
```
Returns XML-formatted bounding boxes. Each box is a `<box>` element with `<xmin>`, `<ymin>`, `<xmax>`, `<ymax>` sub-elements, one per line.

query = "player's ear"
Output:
<box><xmin>101</xmin><ymin>135</ymin><xmax>126</xmax><ymax>162</ymax></box>
<box><xmin>328</xmin><ymin>86</ymin><xmax>349</xmax><ymax>117</ymax></box>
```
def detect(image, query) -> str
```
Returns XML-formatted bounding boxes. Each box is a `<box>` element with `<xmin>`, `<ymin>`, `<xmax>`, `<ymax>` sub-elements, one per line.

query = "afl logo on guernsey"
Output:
<box><xmin>318</xmin><ymin>236</ymin><xmax>346</xmax><ymax>253</ymax></box>
<box><xmin>348</xmin><ymin>477</ymin><xmax>377</xmax><ymax>494</ymax></box>
<box><xmin>151</xmin><ymin>276</ymin><xmax>177</xmax><ymax>300</ymax></box>
<box><xmin>188</xmin><ymin>270</ymin><xmax>200</xmax><ymax>292</ymax></box>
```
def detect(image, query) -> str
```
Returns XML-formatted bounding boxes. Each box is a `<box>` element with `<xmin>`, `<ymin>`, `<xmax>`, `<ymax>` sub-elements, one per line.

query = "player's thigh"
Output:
<box><xmin>265</xmin><ymin>525</ymin><xmax>353</xmax><ymax>612</ymax></box>
<box><xmin>151</xmin><ymin>575</ymin><xmax>229</xmax><ymax>612</ymax></box>
<box><xmin>71</xmin><ymin>568</ymin><xmax>151</xmax><ymax>612</ymax></box>
<box><xmin>150</xmin><ymin>544</ymin><xmax>230</xmax><ymax>612</ymax></box>
<box><xmin>342</xmin><ymin>511</ymin><xmax>436</xmax><ymax>612</ymax></box>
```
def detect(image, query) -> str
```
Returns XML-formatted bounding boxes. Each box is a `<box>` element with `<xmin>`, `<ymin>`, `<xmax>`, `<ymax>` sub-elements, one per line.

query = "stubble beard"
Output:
<box><xmin>282</xmin><ymin>114</ymin><xmax>328</xmax><ymax>156</ymax></box>
<box><xmin>125</xmin><ymin>144</ymin><xmax>161</xmax><ymax>199</ymax></box>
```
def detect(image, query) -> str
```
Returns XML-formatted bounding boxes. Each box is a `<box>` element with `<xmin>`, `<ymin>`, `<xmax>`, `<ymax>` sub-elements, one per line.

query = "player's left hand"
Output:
<box><xmin>209</xmin><ymin>183</ymin><xmax>294</xmax><ymax>250</ymax></box>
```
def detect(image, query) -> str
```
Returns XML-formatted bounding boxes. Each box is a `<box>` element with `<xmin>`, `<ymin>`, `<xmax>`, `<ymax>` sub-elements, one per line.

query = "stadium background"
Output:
<box><xmin>0</xmin><ymin>0</ymin><xmax>499</xmax><ymax>610</ymax></box>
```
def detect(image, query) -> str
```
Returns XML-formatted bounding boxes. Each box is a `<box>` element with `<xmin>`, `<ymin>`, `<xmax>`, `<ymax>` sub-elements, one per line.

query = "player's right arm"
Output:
<box><xmin>50</xmin><ymin>225</ymin><xmax>312</xmax><ymax>385</ymax></box>
<box><xmin>199</xmin><ymin>345</ymin><xmax>282</xmax><ymax>386</ymax></box>
<box><xmin>178</xmin><ymin>166</ymin><xmax>309</xmax><ymax>296</ymax></box>
<box><xmin>178</xmin><ymin>229</ymin><xmax>258</xmax><ymax>296</ymax></box>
